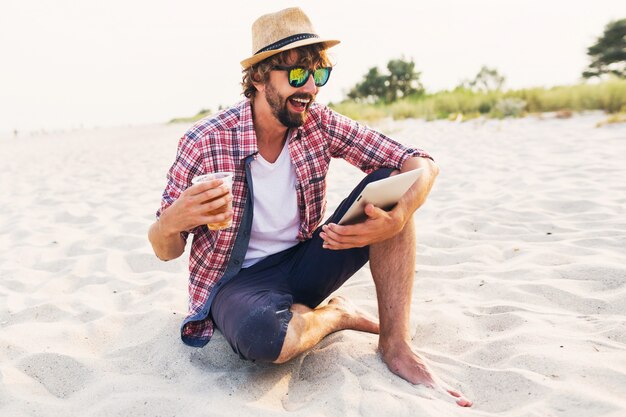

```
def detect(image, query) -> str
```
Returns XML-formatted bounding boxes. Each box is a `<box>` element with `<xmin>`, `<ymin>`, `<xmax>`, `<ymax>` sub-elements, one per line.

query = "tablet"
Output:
<box><xmin>337</xmin><ymin>168</ymin><xmax>423</xmax><ymax>225</ymax></box>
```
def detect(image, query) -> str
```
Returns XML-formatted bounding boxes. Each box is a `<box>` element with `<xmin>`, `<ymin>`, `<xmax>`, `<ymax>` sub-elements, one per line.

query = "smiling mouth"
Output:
<box><xmin>289</xmin><ymin>97</ymin><xmax>311</xmax><ymax>111</ymax></box>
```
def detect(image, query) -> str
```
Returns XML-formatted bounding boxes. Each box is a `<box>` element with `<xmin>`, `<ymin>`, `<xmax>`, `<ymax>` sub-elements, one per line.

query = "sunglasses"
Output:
<box><xmin>272</xmin><ymin>66</ymin><xmax>333</xmax><ymax>88</ymax></box>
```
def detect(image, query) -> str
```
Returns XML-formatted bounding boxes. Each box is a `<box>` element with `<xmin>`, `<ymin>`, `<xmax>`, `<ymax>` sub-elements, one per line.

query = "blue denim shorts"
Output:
<box><xmin>210</xmin><ymin>168</ymin><xmax>393</xmax><ymax>362</ymax></box>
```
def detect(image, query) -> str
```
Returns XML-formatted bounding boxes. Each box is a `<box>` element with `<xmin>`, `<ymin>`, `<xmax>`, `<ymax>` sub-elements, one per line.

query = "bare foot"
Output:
<box><xmin>379</xmin><ymin>341</ymin><xmax>473</xmax><ymax>407</ymax></box>
<box><xmin>327</xmin><ymin>296</ymin><xmax>380</xmax><ymax>334</ymax></box>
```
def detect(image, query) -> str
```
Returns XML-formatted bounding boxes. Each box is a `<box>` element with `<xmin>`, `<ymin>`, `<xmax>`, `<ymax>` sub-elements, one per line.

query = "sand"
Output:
<box><xmin>1</xmin><ymin>113</ymin><xmax>625</xmax><ymax>417</ymax></box>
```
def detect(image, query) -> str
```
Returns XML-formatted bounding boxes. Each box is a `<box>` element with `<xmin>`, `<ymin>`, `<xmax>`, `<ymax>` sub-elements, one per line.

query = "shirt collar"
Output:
<box><xmin>238</xmin><ymin>99</ymin><xmax>259</xmax><ymax>160</ymax></box>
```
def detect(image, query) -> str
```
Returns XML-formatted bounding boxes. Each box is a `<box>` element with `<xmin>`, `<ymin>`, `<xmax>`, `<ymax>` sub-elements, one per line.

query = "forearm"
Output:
<box><xmin>393</xmin><ymin>157</ymin><xmax>439</xmax><ymax>224</ymax></box>
<box><xmin>148</xmin><ymin>218</ymin><xmax>186</xmax><ymax>261</ymax></box>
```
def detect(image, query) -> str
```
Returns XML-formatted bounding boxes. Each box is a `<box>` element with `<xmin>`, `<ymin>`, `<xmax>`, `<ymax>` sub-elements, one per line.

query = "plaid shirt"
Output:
<box><xmin>157</xmin><ymin>99</ymin><xmax>431</xmax><ymax>346</ymax></box>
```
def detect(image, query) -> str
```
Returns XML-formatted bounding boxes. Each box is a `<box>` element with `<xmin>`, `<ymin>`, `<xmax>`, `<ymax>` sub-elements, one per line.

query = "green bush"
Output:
<box><xmin>490</xmin><ymin>98</ymin><xmax>527</xmax><ymax>119</ymax></box>
<box><xmin>330</xmin><ymin>79</ymin><xmax>626</xmax><ymax>122</ymax></box>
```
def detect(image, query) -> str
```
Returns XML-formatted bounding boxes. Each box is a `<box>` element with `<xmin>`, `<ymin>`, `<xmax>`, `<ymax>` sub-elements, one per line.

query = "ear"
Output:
<box><xmin>251</xmin><ymin>70</ymin><xmax>265</xmax><ymax>93</ymax></box>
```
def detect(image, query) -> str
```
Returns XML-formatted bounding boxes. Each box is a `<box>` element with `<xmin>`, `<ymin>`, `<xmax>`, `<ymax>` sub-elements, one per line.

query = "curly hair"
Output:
<box><xmin>241</xmin><ymin>44</ymin><xmax>332</xmax><ymax>98</ymax></box>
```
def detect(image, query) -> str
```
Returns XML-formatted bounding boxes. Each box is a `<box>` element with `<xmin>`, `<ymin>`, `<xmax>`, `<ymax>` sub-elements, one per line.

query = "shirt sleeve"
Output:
<box><xmin>322</xmin><ymin>106</ymin><xmax>433</xmax><ymax>173</ymax></box>
<box><xmin>156</xmin><ymin>134</ymin><xmax>205</xmax><ymax>239</ymax></box>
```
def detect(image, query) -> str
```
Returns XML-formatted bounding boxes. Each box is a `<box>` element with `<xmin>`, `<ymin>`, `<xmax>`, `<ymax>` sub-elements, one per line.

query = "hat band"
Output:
<box><xmin>255</xmin><ymin>33</ymin><xmax>319</xmax><ymax>55</ymax></box>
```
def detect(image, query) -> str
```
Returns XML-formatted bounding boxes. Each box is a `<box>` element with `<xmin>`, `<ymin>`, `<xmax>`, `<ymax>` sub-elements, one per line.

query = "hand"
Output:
<box><xmin>158</xmin><ymin>179</ymin><xmax>233</xmax><ymax>237</ymax></box>
<box><xmin>320</xmin><ymin>203</ymin><xmax>405</xmax><ymax>250</ymax></box>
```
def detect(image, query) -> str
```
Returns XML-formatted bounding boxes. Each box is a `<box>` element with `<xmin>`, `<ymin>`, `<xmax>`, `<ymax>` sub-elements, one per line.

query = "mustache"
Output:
<box><xmin>288</xmin><ymin>93</ymin><xmax>315</xmax><ymax>101</ymax></box>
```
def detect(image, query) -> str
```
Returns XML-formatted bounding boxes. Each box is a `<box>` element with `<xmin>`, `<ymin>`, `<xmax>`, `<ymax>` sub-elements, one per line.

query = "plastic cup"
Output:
<box><xmin>191</xmin><ymin>172</ymin><xmax>233</xmax><ymax>230</ymax></box>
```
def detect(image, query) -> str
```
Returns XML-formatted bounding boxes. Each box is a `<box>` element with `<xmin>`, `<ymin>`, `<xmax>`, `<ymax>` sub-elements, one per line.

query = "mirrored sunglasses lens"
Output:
<box><xmin>289</xmin><ymin>68</ymin><xmax>309</xmax><ymax>87</ymax></box>
<box><xmin>313</xmin><ymin>68</ymin><xmax>330</xmax><ymax>86</ymax></box>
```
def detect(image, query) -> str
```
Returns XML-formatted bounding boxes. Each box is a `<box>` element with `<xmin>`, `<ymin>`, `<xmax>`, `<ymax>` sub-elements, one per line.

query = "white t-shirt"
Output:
<box><xmin>242</xmin><ymin>137</ymin><xmax>300</xmax><ymax>268</ymax></box>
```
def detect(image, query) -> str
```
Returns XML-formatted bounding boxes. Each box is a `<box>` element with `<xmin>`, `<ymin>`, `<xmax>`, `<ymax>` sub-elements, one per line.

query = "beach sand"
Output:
<box><xmin>1</xmin><ymin>113</ymin><xmax>625</xmax><ymax>416</ymax></box>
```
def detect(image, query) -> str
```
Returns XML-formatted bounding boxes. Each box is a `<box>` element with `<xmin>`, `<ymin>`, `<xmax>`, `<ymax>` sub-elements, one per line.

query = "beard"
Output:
<box><xmin>265</xmin><ymin>82</ymin><xmax>314</xmax><ymax>128</ymax></box>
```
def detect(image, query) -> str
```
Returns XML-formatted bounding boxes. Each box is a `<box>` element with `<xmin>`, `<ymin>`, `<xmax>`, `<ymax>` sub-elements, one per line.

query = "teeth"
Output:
<box><xmin>292</xmin><ymin>98</ymin><xmax>310</xmax><ymax>104</ymax></box>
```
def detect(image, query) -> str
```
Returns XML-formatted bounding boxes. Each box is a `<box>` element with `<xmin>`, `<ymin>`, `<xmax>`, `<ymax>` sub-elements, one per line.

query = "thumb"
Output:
<box><xmin>364</xmin><ymin>203</ymin><xmax>384</xmax><ymax>219</ymax></box>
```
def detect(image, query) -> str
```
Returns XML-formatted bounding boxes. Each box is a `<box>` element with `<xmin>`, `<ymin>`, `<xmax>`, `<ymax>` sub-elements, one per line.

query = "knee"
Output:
<box><xmin>272</xmin><ymin>310</ymin><xmax>308</xmax><ymax>364</ymax></box>
<box><xmin>233</xmin><ymin>305</ymin><xmax>292</xmax><ymax>362</ymax></box>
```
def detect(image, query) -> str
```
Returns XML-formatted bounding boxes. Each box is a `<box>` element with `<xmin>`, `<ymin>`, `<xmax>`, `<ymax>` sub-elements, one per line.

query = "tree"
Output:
<box><xmin>471</xmin><ymin>66</ymin><xmax>505</xmax><ymax>92</ymax></box>
<box><xmin>347</xmin><ymin>67</ymin><xmax>387</xmax><ymax>102</ymax></box>
<box><xmin>457</xmin><ymin>66</ymin><xmax>506</xmax><ymax>92</ymax></box>
<box><xmin>385</xmin><ymin>58</ymin><xmax>424</xmax><ymax>102</ymax></box>
<box><xmin>348</xmin><ymin>57</ymin><xmax>424</xmax><ymax>103</ymax></box>
<box><xmin>583</xmin><ymin>19</ymin><xmax>626</xmax><ymax>79</ymax></box>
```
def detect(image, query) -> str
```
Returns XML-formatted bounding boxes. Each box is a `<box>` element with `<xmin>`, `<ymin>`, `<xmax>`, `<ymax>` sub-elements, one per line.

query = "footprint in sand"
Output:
<box><xmin>18</xmin><ymin>353</ymin><xmax>93</xmax><ymax>398</ymax></box>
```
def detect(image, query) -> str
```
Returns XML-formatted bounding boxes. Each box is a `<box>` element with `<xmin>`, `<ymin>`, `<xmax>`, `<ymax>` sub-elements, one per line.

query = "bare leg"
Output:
<box><xmin>274</xmin><ymin>296</ymin><xmax>379</xmax><ymax>364</ymax></box>
<box><xmin>370</xmin><ymin>217</ymin><xmax>473</xmax><ymax>407</ymax></box>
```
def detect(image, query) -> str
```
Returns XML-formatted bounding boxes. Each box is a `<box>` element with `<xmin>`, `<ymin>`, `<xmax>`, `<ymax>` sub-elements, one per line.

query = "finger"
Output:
<box><xmin>194</xmin><ymin>186</ymin><xmax>230</xmax><ymax>205</ymax></box>
<box><xmin>321</xmin><ymin>225</ymin><xmax>362</xmax><ymax>246</ymax></box>
<box><xmin>188</xmin><ymin>179</ymin><xmax>223</xmax><ymax>195</ymax></box>
<box><xmin>202</xmin><ymin>209</ymin><xmax>234</xmax><ymax>223</ymax></box>
<box><xmin>320</xmin><ymin>231</ymin><xmax>357</xmax><ymax>250</ymax></box>
<box><xmin>323</xmin><ymin>223</ymin><xmax>360</xmax><ymax>238</ymax></box>
<box><xmin>323</xmin><ymin>221</ymin><xmax>386</xmax><ymax>246</ymax></box>
<box><xmin>321</xmin><ymin>237</ymin><xmax>363</xmax><ymax>250</ymax></box>
<box><xmin>320</xmin><ymin>231</ymin><xmax>342</xmax><ymax>249</ymax></box>
<box><xmin>199</xmin><ymin>193</ymin><xmax>232</xmax><ymax>212</ymax></box>
<box><xmin>200</xmin><ymin>209</ymin><xmax>233</xmax><ymax>225</ymax></box>
<box><xmin>364</xmin><ymin>203</ymin><xmax>386</xmax><ymax>219</ymax></box>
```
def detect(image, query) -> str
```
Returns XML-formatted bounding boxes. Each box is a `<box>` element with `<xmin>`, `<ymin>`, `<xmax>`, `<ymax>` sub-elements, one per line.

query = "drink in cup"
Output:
<box><xmin>191</xmin><ymin>172</ymin><xmax>233</xmax><ymax>230</ymax></box>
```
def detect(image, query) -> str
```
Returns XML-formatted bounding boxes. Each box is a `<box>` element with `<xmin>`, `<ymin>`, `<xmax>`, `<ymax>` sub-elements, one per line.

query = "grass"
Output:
<box><xmin>596</xmin><ymin>112</ymin><xmax>626</xmax><ymax>127</ymax></box>
<box><xmin>330</xmin><ymin>78</ymin><xmax>626</xmax><ymax>123</ymax></box>
<box><xmin>169</xmin><ymin>108</ymin><xmax>212</xmax><ymax>124</ymax></box>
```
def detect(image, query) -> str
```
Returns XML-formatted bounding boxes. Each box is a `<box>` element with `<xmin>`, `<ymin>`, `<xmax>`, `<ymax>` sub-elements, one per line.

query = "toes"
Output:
<box><xmin>447</xmin><ymin>389</ymin><xmax>461</xmax><ymax>398</ymax></box>
<box><xmin>439</xmin><ymin>386</ymin><xmax>472</xmax><ymax>407</ymax></box>
<box><xmin>448</xmin><ymin>390</ymin><xmax>472</xmax><ymax>407</ymax></box>
<box><xmin>456</xmin><ymin>397</ymin><xmax>473</xmax><ymax>407</ymax></box>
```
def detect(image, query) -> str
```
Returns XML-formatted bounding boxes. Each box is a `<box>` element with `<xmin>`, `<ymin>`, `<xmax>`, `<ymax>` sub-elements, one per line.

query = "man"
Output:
<box><xmin>148</xmin><ymin>7</ymin><xmax>471</xmax><ymax>407</ymax></box>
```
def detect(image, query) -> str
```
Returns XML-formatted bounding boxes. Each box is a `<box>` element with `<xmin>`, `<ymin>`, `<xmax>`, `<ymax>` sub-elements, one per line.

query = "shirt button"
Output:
<box><xmin>234</xmin><ymin>259</ymin><xmax>240</xmax><ymax>265</ymax></box>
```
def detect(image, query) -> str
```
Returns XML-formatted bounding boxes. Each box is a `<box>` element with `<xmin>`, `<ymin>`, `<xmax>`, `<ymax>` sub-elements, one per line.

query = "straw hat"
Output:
<box><xmin>240</xmin><ymin>7</ymin><xmax>340</xmax><ymax>69</ymax></box>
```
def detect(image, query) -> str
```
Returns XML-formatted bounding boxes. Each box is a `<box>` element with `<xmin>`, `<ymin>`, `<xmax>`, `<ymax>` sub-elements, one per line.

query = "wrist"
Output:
<box><xmin>157</xmin><ymin>211</ymin><xmax>179</xmax><ymax>239</ymax></box>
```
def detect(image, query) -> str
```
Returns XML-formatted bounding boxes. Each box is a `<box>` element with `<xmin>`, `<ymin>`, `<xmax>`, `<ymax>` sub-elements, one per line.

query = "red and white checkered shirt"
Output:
<box><xmin>157</xmin><ymin>99</ymin><xmax>431</xmax><ymax>346</ymax></box>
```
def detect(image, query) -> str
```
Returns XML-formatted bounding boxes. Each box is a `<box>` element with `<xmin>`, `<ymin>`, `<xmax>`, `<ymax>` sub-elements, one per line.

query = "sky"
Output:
<box><xmin>1</xmin><ymin>0</ymin><xmax>625</xmax><ymax>134</ymax></box>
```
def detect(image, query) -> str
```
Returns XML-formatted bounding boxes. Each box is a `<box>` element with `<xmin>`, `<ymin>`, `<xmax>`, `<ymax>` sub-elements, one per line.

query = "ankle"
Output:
<box><xmin>378</xmin><ymin>334</ymin><xmax>414</xmax><ymax>357</ymax></box>
<box><xmin>379</xmin><ymin>331</ymin><xmax>411</xmax><ymax>351</ymax></box>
